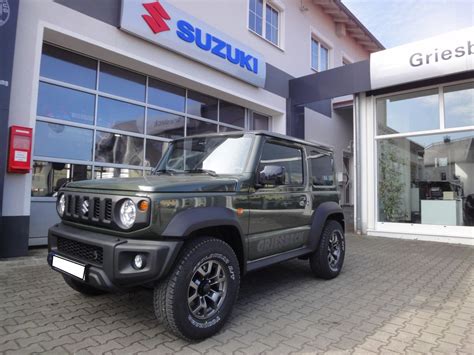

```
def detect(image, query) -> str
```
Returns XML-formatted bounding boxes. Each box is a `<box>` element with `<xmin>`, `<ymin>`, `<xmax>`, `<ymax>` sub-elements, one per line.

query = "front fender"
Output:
<box><xmin>308</xmin><ymin>201</ymin><xmax>344</xmax><ymax>251</ymax></box>
<box><xmin>161</xmin><ymin>207</ymin><xmax>244</xmax><ymax>237</ymax></box>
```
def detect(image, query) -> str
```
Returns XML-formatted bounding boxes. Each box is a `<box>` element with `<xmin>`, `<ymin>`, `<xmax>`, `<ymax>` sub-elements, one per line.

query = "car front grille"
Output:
<box><xmin>64</xmin><ymin>193</ymin><xmax>113</xmax><ymax>226</ymax></box>
<box><xmin>57</xmin><ymin>237</ymin><xmax>103</xmax><ymax>265</ymax></box>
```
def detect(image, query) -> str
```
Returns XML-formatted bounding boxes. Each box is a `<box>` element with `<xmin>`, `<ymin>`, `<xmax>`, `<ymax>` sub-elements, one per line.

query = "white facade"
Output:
<box><xmin>5</xmin><ymin>0</ymin><xmax>375</xmax><ymax>246</ymax></box>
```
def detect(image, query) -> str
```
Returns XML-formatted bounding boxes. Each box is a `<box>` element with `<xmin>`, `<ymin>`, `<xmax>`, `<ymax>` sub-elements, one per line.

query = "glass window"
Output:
<box><xmin>157</xmin><ymin>135</ymin><xmax>253</xmax><ymax>174</ymax></box>
<box><xmin>309</xmin><ymin>151</ymin><xmax>334</xmax><ymax>186</ymax></box>
<box><xmin>265</xmin><ymin>4</ymin><xmax>279</xmax><ymax>45</ymax></box>
<box><xmin>219</xmin><ymin>101</ymin><xmax>245</xmax><ymax>127</ymax></box>
<box><xmin>31</xmin><ymin>161</ymin><xmax>91</xmax><ymax>197</ymax></box>
<box><xmin>219</xmin><ymin>125</ymin><xmax>242</xmax><ymax>132</ymax></box>
<box><xmin>377</xmin><ymin>131</ymin><xmax>474</xmax><ymax>226</ymax></box>
<box><xmin>148</xmin><ymin>78</ymin><xmax>185</xmax><ymax>112</ymax></box>
<box><xmin>97</xmin><ymin>97</ymin><xmax>145</xmax><ymax>133</ymax></box>
<box><xmin>376</xmin><ymin>89</ymin><xmax>440</xmax><ymax>135</ymax></box>
<box><xmin>444</xmin><ymin>82</ymin><xmax>474</xmax><ymax>128</ymax></box>
<box><xmin>99</xmin><ymin>62</ymin><xmax>146</xmax><ymax>102</ymax></box>
<box><xmin>40</xmin><ymin>44</ymin><xmax>97</xmax><ymax>89</ymax></box>
<box><xmin>186</xmin><ymin>118</ymin><xmax>218</xmax><ymax>136</ymax></box>
<box><xmin>249</xmin><ymin>0</ymin><xmax>263</xmax><ymax>35</ymax></box>
<box><xmin>37</xmin><ymin>82</ymin><xmax>95</xmax><ymax>124</ymax></box>
<box><xmin>320</xmin><ymin>45</ymin><xmax>329</xmax><ymax>71</ymax></box>
<box><xmin>147</xmin><ymin>109</ymin><xmax>185</xmax><ymax>139</ymax></box>
<box><xmin>258</xmin><ymin>142</ymin><xmax>303</xmax><ymax>185</ymax></box>
<box><xmin>146</xmin><ymin>139</ymin><xmax>168</xmax><ymax>168</ymax></box>
<box><xmin>94</xmin><ymin>167</ymin><xmax>143</xmax><ymax>179</ymax></box>
<box><xmin>311</xmin><ymin>39</ymin><xmax>329</xmax><ymax>72</ymax></box>
<box><xmin>253</xmin><ymin>112</ymin><xmax>270</xmax><ymax>130</ymax></box>
<box><xmin>95</xmin><ymin>131</ymin><xmax>144</xmax><ymax>166</ymax></box>
<box><xmin>187</xmin><ymin>91</ymin><xmax>218</xmax><ymax>120</ymax></box>
<box><xmin>34</xmin><ymin>122</ymin><xmax>93</xmax><ymax>161</ymax></box>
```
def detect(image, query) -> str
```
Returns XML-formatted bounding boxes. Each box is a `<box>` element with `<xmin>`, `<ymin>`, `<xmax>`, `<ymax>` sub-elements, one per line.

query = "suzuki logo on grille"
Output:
<box><xmin>81</xmin><ymin>200</ymin><xmax>89</xmax><ymax>216</ymax></box>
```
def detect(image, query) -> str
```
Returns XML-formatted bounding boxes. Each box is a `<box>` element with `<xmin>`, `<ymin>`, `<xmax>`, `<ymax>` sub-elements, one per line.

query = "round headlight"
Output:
<box><xmin>119</xmin><ymin>199</ymin><xmax>136</xmax><ymax>229</ymax></box>
<box><xmin>57</xmin><ymin>194</ymin><xmax>66</xmax><ymax>217</ymax></box>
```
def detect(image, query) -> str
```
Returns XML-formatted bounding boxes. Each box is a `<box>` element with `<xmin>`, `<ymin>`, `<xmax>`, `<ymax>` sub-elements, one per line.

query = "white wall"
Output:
<box><xmin>172</xmin><ymin>0</ymin><xmax>370</xmax><ymax>77</ymax></box>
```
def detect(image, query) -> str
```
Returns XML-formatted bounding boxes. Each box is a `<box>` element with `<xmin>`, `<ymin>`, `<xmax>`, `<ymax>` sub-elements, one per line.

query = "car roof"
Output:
<box><xmin>173</xmin><ymin>130</ymin><xmax>334</xmax><ymax>152</ymax></box>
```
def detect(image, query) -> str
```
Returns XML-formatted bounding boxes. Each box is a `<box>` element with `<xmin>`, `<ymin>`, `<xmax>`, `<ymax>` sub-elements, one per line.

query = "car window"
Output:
<box><xmin>258</xmin><ymin>142</ymin><xmax>303</xmax><ymax>186</ymax></box>
<box><xmin>308</xmin><ymin>150</ymin><xmax>334</xmax><ymax>186</ymax></box>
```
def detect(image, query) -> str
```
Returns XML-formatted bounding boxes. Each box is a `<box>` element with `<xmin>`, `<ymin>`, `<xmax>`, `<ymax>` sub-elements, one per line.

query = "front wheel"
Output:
<box><xmin>309</xmin><ymin>220</ymin><xmax>345</xmax><ymax>279</ymax></box>
<box><xmin>154</xmin><ymin>237</ymin><xmax>240</xmax><ymax>341</ymax></box>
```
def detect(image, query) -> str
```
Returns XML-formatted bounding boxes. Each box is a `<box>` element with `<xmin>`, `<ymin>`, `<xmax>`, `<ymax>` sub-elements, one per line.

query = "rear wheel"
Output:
<box><xmin>154</xmin><ymin>237</ymin><xmax>240</xmax><ymax>341</ymax></box>
<box><xmin>309</xmin><ymin>220</ymin><xmax>345</xmax><ymax>279</ymax></box>
<box><xmin>62</xmin><ymin>274</ymin><xmax>107</xmax><ymax>296</ymax></box>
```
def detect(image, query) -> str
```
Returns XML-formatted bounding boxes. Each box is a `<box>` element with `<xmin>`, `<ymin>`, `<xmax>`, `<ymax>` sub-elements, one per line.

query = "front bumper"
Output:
<box><xmin>48</xmin><ymin>223</ymin><xmax>183</xmax><ymax>291</ymax></box>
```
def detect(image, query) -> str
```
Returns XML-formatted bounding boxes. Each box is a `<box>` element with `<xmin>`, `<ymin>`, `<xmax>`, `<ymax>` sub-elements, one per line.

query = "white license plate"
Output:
<box><xmin>52</xmin><ymin>255</ymin><xmax>86</xmax><ymax>280</ymax></box>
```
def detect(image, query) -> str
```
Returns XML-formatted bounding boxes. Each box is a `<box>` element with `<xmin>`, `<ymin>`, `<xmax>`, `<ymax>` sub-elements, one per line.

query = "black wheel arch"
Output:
<box><xmin>161</xmin><ymin>207</ymin><xmax>246</xmax><ymax>273</ymax></box>
<box><xmin>309</xmin><ymin>201</ymin><xmax>345</xmax><ymax>251</ymax></box>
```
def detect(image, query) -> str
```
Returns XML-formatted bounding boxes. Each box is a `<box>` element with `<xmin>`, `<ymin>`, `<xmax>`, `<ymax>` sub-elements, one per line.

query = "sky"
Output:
<box><xmin>342</xmin><ymin>0</ymin><xmax>474</xmax><ymax>49</ymax></box>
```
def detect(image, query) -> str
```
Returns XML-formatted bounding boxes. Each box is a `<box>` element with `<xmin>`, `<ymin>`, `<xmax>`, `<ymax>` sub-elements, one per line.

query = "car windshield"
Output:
<box><xmin>155</xmin><ymin>135</ymin><xmax>253</xmax><ymax>175</ymax></box>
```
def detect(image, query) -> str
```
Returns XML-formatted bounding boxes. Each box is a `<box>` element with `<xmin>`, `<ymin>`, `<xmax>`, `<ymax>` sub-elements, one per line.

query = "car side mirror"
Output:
<box><xmin>258</xmin><ymin>165</ymin><xmax>286</xmax><ymax>186</ymax></box>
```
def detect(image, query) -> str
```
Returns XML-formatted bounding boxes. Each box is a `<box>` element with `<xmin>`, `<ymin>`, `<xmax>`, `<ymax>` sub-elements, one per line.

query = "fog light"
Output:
<box><xmin>133</xmin><ymin>254</ymin><xmax>146</xmax><ymax>270</ymax></box>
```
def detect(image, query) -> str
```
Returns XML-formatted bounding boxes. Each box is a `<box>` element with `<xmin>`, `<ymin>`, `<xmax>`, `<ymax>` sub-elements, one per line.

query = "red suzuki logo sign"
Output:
<box><xmin>120</xmin><ymin>0</ymin><xmax>266</xmax><ymax>87</ymax></box>
<box><xmin>142</xmin><ymin>1</ymin><xmax>170</xmax><ymax>34</ymax></box>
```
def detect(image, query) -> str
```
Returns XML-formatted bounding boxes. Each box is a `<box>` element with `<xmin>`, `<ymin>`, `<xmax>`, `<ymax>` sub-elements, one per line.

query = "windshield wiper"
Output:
<box><xmin>184</xmin><ymin>169</ymin><xmax>218</xmax><ymax>177</ymax></box>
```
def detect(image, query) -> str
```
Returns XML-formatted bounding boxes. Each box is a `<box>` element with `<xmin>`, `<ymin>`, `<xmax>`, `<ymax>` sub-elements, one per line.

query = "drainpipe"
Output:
<box><xmin>354</xmin><ymin>94</ymin><xmax>362</xmax><ymax>234</ymax></box>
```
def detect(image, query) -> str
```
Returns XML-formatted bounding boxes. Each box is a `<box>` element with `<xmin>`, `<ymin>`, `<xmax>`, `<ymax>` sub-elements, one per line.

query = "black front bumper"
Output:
<box><xmin>48</xmin><ymin>223</ymin><xmax>183</xmax><ymax>291</ymax></box>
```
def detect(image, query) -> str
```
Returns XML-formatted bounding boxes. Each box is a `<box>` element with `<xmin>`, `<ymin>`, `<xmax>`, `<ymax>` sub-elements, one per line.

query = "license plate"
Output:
<box><xmin>52</xmin><ymin>255</ymin><xmax>86</xmax><ymax>280</ymax></box>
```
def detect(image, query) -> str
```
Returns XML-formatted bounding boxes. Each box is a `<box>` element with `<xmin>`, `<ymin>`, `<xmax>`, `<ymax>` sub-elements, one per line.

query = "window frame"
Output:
<box><xmin>311</xmin><ymin>37</ymin><xmax>330</xmax><ymax>72</ymax></box>
<box><xmin>255</xmin><ymin>139</ymin><xmax>305</xmax><ymax>188</ymax></box>
<box><xmin>248</xmin><ymin>0</ymin><xmax>282</xmax><ymax>49</ymax></box>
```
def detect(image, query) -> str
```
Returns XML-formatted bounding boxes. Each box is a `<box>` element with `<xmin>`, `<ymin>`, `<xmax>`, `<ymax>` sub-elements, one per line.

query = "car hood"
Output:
<box><xmin>65</xmin><ymin>174</ymin><xmax>241</xmax><ymax>193</ymax></box>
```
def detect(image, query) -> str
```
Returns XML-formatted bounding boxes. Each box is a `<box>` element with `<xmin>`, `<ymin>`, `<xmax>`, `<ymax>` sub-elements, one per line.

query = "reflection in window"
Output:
<box><xmin>148</xmin><ymin>79</ymin><xmax>185</xmax><ymax>112</ymax></box>
<box><xmin>377</xmin><ymin>131</ymin><xmax>474</xmax><ymax>226</ymax></box>
<box><xmin>253</xmin><ymin>112</ymin><xmax>270</xmax><ymax>130</ymax></box>
<box><xmin>219</xmin><ymin>101</ymin><xmax>245</xmax><ymax>127</ymax></box>
<box><xmin>94</xmin><ymin>167</ymin><xmax>143</xmax><ymax>179</ymax></box>
<box><xmin>40</xmin><ymin>44</ymin><xmax>97</xmax><ymax>89</ymax></box>
<box><xmin>34</xmin><ymin>122</ymin><xmax>93</xmax><ymax>161</ymax></box>
<box><xmin>147</xmin><ymin>109</ymin><xmax>184</xmax><ymax>139</ymax></box>
<box><xmin>95</xmin><ymin>131</ymin><xmax>144</xmax><ymax>166</ymax></box>
<box><xmin>249</xmin><ymin>0</ymin><xmax>263</xmax><ymax>35</ymax></box>
<box><xmin>377</xmin><ymin>89</ymin><xmax>439</xmax><ymax>135</ymax></box>
<box><xmin>187</xmin><ymin>91</ymin><xmax>218</xmax><ymax>120</ymax></box>
<box><xmin>99</xmin><ymin>62</ymin><xmax>146</xmax><ymax>102</ymax></box>
<box><xmin>97</xmin><ymin>97</ymin><xmax>145</xmax><ymax>133</ymax></box>
<box><xmin>146</xmin><ymin>139</ymin><xmax>168</xmax><ymax>168</ymax></box>
<box><xmin>258</xmin><ymin>143</ymin><xmax>303</xmax><ymax>185</ymax></box>
<box><xmin>219</xmin><ymin>125</ymin><xmax>242</xmax><ymax>132</ymax></box>
<box><xmin>444</xmin><ymin>82</ymin><xmax>474</xmax><ymax>128</ymax></box>
<box><xmin>309</xmin><ymin>152</ymin><xmax>334</xmax><ymax>186</ymax></box>
<box><xmin>265</xmin><ymin>4</ymin><xmax>279</xmax><ymax>45</ymax></box>
<box><xmin>186</xmin><ymin>118</ymin><xmax>218</xmax><ymax>136</ymax></box>
<box><xmin>31</xmin><ymin>161</ymin><xmax>91</xmax><ymax>197</ymax></box>
<box><xmin>37</xmin><ymin>82</ymin><xmax>95</xmax><ymax>124</ymax></box>
<box><xmin>311</xmin><ymin>39</ymin><xmax>329</xmax><ymax>72</ymax></box>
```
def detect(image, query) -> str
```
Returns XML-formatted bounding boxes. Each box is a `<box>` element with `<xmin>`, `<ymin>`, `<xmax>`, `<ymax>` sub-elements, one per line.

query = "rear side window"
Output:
<box><xmin>258</xmin><ymin>142</ymin><xmax>303</xmax><ymax>185</ymax></box>
<box><xmin>309</xmin><ymin>150</ymin><xmax>334</xmax><ymax>186</ymax></box>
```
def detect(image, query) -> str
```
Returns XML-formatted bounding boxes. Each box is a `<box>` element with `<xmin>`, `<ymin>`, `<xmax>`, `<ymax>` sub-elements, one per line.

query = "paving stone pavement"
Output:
<box><xmin>1</xmin><ymin>234</ymin><xmax>473</xmax><ymax>355</ymax></box>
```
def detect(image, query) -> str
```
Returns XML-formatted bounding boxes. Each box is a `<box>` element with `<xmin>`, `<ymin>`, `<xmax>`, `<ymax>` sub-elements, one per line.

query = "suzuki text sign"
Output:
<box><xmin>120</xmin><ymin>0</ymin><xmax>266</xmax><ymax>87</ymax></box>
<box><xmin>370</xmin><ymin>26</ymin><xmax>474</xmax><ymax>90</ymax></box>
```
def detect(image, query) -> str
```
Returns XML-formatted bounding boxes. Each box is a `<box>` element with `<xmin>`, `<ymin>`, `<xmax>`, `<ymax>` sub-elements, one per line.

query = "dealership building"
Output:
<box><xmin>0</xmin><ymin>0</ymin><xmax>472</xmax><ymax>257</ymax></box>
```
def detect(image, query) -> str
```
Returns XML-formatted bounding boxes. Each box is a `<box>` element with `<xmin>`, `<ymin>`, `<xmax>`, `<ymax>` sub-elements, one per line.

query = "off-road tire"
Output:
<box><xmin>154</xmin><ymin>237</ymin><xmax>240</xmax><ymax>341</ymax></box>
<box><xmin>62</xmin><ymin>274</ymin><xmax>107</xmax><ymax>296</ymax></box>
<box><xmin>310</xmin><ymin>220</ymin><xmax>345</xmax><ymax>279</ymax></box>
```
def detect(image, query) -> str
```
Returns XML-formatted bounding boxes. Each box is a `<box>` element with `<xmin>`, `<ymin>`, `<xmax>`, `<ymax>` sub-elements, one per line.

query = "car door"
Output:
<box><xmin>247</xmin><ymin>139</ymin><xmax>312</xmax><ymax>260</ymax></box>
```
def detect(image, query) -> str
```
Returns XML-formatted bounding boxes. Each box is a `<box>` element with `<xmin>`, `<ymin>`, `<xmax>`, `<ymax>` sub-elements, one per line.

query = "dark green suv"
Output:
<box><xmin>47</xmin><ymin>131</ymin><xmax>345</xmax><ymax>340</ymax></box>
